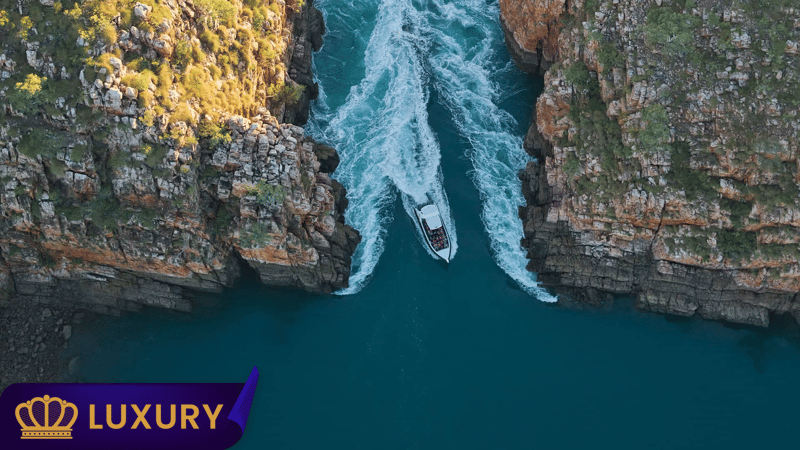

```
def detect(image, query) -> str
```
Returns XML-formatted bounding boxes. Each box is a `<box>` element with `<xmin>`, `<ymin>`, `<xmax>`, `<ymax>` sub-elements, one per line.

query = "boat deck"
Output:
<box><xmin>422</xmin><ymin>219</ymin><xmax>449</xmax><ymax>251</ymax></box>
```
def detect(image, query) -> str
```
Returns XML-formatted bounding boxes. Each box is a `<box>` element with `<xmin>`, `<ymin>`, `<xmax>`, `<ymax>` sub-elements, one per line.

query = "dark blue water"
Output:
<box><xmin>69</xmin><ymin>0</ymin><xmax>800</xmax><ymax>448</ymax></box>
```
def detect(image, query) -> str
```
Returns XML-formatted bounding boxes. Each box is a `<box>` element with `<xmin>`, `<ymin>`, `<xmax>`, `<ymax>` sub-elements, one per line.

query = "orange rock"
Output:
<box><xmin>499</xmin><ymin>0</ymin><xmax>565</xmax><ymax>60</ymax></box>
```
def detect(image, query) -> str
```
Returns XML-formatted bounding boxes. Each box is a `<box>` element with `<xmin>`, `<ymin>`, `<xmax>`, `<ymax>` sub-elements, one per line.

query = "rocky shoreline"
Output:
<box><xmin>503</xmin><ymin>0</ymin><xmax>800</xmax><ymax>327</ymax></box>
<box><xmin>0</xmin><ymin>0</ymin><xmax>357</xmax><ymax>390</ymax></box>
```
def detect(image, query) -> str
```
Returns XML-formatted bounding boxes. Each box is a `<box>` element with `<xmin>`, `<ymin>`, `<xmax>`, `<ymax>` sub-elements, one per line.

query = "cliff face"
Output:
<box><xmin>506</xmin><ymin>0</ymin><xmax>800</xmax><ymax>327</ymax></box>
<box><xmin>0</xmin><ymin>0</ymin><xmax>359</xmax><ymax>314</ymax></box>
<box><xmin>499</xmin><ymin>0</ymin><xmax>564</xmax><ymax>74</ymax></box>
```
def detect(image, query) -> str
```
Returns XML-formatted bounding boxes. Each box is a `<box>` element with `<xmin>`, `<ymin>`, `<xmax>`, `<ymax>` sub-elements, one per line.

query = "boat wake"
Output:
<box><xmin>309</xmin><ymin>0</ymin><xmax>555</xmax><ymax>302</ymax></box>
<box><xmin>307</xmin><ymin>0</ymin><xmax>458</xmax><ymax>294</ymax></box>
<box><xmin>421</xmin><ymin>0</ymin><xmax>557</xmax><ymax>301</ymax></box>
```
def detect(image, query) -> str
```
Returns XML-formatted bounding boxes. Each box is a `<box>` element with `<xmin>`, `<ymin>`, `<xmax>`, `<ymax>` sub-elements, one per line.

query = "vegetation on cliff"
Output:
<box><xmin>508</xmin><ymin>0</ymin><xmax>800</xmax><ymax>325</ymax></box>
<box><xmin>554</xmin><ymin>0</ymin><xmax>800</xmax><ymax>268</ymax></box>
<box><xmin>0</xmin><ymin>0</ymin><xmax>358</xmax><ymax>309</ymax></box>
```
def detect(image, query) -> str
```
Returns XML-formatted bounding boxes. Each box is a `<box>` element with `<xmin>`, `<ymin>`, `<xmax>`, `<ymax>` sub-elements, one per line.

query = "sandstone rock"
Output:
<box><xmin>152</xmin><ymin>35</ymin><xmax>173</xmax><ymax>57</ymax></box>
<box><xmin>732</xmin><ymin>31</ymin><xmax>751</xmax><ymax>49</ymax></box>
<box><xmin>103</xmin><ymin>87</ymin><xmax>123</xmax><ymax>113</ymax></box>
<box><xmin>124</xmin><ymin>86</ymin><xmax>138</xmax><ymax>99</ymax></box>
<box><xmin>25</xmin><ymin>50</ymin><xmax>42</xmax><ymax>71</ymax></box>
<box><xmin>133</xmin><ymin>2</ymin><xmax>152</xmax><ymax>21</ymax></box>
<box><xmin>498</xmin><ymin>0</ymin><xmax>564</xmax><ymax>74</ymax></box>
<box><xmin>108</xmin><ymin>57</ymin><xmax>123</xmax><ymax>74</ymax></box>
<box><xmin>0</xmin><ymin>0</ymin><xmax>359</xmax><ymax>319</ymax></box>
<box><xmin>510</xmin><ymin>0</ymin><xmax>800</xmax><ymax>327</ymax></box>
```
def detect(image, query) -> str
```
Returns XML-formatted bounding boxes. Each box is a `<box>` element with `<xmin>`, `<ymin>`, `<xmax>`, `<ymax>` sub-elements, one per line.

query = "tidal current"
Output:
<box><xmin>68</xmin><ymin>0</ymin><xmax>800</xmax><ymax>448</ymax></box>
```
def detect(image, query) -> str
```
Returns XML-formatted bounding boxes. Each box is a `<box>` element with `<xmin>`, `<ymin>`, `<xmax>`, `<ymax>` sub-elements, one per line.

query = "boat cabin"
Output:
<box><xmin>419</xmin><ymin>205</ymin><xmax>449</xmax><ymax>251</ymax></box>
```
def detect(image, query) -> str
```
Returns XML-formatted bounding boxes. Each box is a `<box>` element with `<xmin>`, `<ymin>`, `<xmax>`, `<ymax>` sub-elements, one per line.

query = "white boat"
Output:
<box><xmin>413</xmin><ymin>200</ymin><xmax>452</xmax><ymax>263</ymax></box>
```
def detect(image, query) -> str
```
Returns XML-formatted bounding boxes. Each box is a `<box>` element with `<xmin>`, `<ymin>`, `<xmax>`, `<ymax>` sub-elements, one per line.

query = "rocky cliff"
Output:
<box><xmin>0</xmin><ymin>0</ymin><xmax>360</xmax><ymax>315</ymax></box>
<box><xmin>503</xmin><ymin>0</ymin><xmax>800</xmax><ymax>326</ymax></box>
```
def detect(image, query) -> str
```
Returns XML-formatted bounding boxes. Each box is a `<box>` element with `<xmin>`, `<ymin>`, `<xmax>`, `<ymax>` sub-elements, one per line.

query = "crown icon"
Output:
<box><xmin>15</xmin><ymin>395</ymin><xmax>78</xmax><ymax>439</ymax></box>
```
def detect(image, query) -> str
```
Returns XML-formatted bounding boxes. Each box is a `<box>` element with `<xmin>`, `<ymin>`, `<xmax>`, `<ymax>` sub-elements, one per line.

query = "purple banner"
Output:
<box><xmin>0</xmin><ymin>367</ymin><xmax>259</xmax><ymax>450</ymax></box>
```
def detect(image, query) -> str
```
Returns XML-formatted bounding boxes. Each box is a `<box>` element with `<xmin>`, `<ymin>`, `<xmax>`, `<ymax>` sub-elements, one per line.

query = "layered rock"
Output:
<box><xmin>0</xmin><ymin>0</ymin><xmax>359</xmax><ymax>314</ymax></box>
<box><xmin>508</xmin><ymin>0</ymin><xmax>800</xmax><ymax>326</ymax></box>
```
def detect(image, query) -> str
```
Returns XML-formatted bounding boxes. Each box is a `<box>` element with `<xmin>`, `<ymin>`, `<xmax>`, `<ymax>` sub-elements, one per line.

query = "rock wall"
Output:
<box><xmin>508</xmin><ymin>0</ymin><xmax>800</xmax><ymax>327</ymax></box>
<box><xmin>499</xmin><ymin>0</ymin><xmax>565</xmax><ymax>74</ymax></box>
<box><xmin>0</xmin><ymin>0</ymin><xmax>360</xmax><ymax>314</ymax></box>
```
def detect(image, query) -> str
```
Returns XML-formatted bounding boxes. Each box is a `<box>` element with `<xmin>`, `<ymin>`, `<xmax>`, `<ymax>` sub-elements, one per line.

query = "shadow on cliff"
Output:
<box><xmin>187</xmin><ymin>254</ymin><xmax>337</xmax><ymax>320</ymax></box>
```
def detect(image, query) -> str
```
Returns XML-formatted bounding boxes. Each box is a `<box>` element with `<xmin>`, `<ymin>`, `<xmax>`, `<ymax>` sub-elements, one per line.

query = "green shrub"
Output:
<box><xmin>269</xmin><ymin>3</ymin><xmax>282</xmax><ymax>16</ymax></box>
<box><xmin>643</xmin><ymin>7</ymin><xmax>700</xmax><ymax>56</ymax></box>
<box><xmin>122</xmin><ymin>70</ymin><xmax>154</xmax><ymax>91</ymax></box>
<box><xmin>69</xmin><ymin>144</ymin><xmax>89</xmax><ymax>162</ymax></box>
<box><xmin>564</xmin><ymin>61</ymin><xmax>592</xmax><ymax>86</ymax></box>
<box><xmin>252</xmin><ymin>9</ymin><xmax>266</xmax><ymax>32</ymax></box>
<box><xmin>267</xmin><ymin>82</ymin><xmax>304</xmax><ymax>106</ymax></box>
<box><xmin>720</xmin><ymin>198</ymin><xmax>753</xmax><ymax>228</ymax></box>
<box><xmin>16</xmin><ymin>128</ymin><xmax>67</xmax><ymax>159</ymax></box>
<box><xmin>597</xmin><ymin>41</ymin><xmax>626</xmax><ymax>70</ymax></box>
<box><xmin>245</xmin><ymin>180</ymin><xmax>286</xmax><ymax>206</ymax></box>
<box><xmin>40</xmin><ymin>251</ymin><xmax>58</xmax><ymax>268</ymax></box>
<box><xmin>109</xmin><ymin>150</ymin><xmax>138</xmax><ymax>169</ymax></box>
<box><xmin>145</xmin><ymin>144</ymin><xmax>168</xmax><ymax>168</ymax></box>
<box><xmin>198</xmin><ymin>120</ymin><xmax>232</xmax><ymax>147</ymax></box>
<box><xmin>195</xmin><ymin>0</ymin><xmax>237</xmax><ymax>26</ymax></box>
<box><xmin>239</xmin><ymin>222</ymin><xmax>272</xmax><ymax>248</ymax></box>
<box><xmin>182</xmin><ymin>66</ymin><xmax>214</xmax><ymax>105</ymax></box>
<box><xmin>257</xmin><ymin>40</ymin><xmax>278</xmax><ymax>63</ymax></box>
<box><xmin>210</xmin><ymin>202</ymin><xmax>234</xmax><ymax>236</ymax></box>
<box><xmin>638</xmin><ymin>105</ymin><xmax>671</xmax><ymax>153</ymax></box>
<box><xmin>56</xmin><ymin>202</ymin><xmax>85</xmax><ymax>222</ymax></box>
<box><xmin>175</xmin><ymin>41</ymin><xmax>194</xmax><ymax>67</ymax></box>
<box><xmin>200</xmin><ymin>29</ymin><xmax>221</xmax><ymax>53</ymax></box>
<box><xmin>583</xmin><ymin>0</ymin><xmax>599</xmax><ymax>17</ymax></box>
<box><xmin>170</xmin><ymin>102</ymin><xmax>196</xmax><ymax>125</ymax></box>
<box><xmin>30</xmin><ymin>197</ymin><xmax>41</xmax><ymax>221</ymax></box>
<box><xmin>667</xmin><ymin>142</ymin><xmax>717</xmax><ymax>200</ymax></box>
<box><xmin>49</xmin><ymin>159</ymin><xmax>67</xmax><ymax>177</ymax></box>
<box><xmin>716</xmin><ymin>229</ymin><xmax>757</xmax><ymax>261</ymax></box>
<box><xmin>135</xmin><ymin>208</ymin><xmax>158</xmax><ymax>228</ymax></box>
<box><xmin>138</xmin><ymin>90</ymin><xmax>155</xmax><ymax>108</ymax></box>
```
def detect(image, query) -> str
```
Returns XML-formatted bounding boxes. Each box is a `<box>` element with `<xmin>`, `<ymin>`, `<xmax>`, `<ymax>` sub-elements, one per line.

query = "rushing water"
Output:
<box><xmin>66</xmin><ymin>0</ymin><xmax>800</xmax><ymax>448</ymax></box>
<box><xmin>306</xmin><ymin>0</ymin><xmax>553</xmax><ymax>297</ymax></box>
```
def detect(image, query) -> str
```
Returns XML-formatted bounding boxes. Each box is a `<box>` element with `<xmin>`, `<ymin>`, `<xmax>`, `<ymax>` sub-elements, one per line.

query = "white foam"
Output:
<box><xmin>422</xmin><ymin>0</ymin><xmax>557</xmax><ymax>302</ymax></box>
<box><xmin>308</xmin><ymin>0</ymin><xmax>457</xmax><ymax>294</ymax></box>
<box><xmin>310</xmin><ymin>0</ymin><xmax>554</xmax><ymax>302</ymax></box>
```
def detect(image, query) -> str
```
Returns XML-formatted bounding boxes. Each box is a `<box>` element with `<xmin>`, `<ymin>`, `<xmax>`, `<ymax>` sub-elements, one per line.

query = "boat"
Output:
<box><xmin>413</xmin><ymin>199</ymin><xmax>452</xmax><ymax>263</ymax></box>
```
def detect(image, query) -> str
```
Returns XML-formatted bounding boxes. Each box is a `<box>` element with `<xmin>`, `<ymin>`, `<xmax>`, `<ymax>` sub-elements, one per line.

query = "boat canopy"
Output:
<box><xmin>419</xmin><ymin>205</ymin><xmax>443</xmax><ymax>229</ymax></box>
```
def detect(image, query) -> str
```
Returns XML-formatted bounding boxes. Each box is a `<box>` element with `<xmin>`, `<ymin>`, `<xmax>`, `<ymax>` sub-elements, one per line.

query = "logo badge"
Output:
<box><xmin>15</xmin><ymin>395</ymin><xmax>78</xmax><ymax>439</ymax></box>
<box><xmin>0</xmin><ymin>367</ymin><xmax>258</xmax><ymax>449</ymax></box>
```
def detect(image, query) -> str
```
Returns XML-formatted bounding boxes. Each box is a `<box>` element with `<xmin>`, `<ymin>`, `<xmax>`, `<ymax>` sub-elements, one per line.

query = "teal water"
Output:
<box><xmin>68</xmin><ymin>0</ymin><xmax>800</xmax><ymax>448</ymax></box>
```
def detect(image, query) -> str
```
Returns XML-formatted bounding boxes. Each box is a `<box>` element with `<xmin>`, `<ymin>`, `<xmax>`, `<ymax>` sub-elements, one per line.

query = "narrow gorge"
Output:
<box><xmin>2</xmin><ymin>1</ymin><xmax>799</xmax><ymax>447</ymax></box>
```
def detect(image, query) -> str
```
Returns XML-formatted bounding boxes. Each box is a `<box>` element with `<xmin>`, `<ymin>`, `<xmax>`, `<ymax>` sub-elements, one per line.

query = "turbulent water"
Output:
<box><xmin>307</xmin><ymin>0</ymin><xmax>553</xmax><ymax>299</ymax></box>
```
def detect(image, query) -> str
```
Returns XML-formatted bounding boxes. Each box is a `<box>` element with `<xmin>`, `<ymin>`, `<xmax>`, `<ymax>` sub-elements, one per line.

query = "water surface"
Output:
<box><xmin>69</xmin><ymin>0</ymin><xmax>800</xmax><ymax>448</ymax></box>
